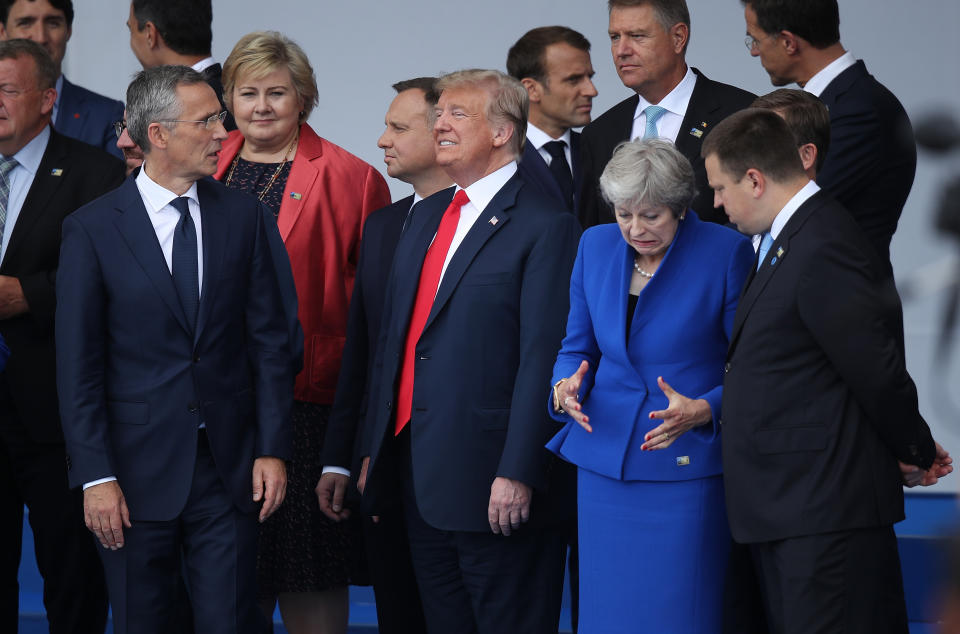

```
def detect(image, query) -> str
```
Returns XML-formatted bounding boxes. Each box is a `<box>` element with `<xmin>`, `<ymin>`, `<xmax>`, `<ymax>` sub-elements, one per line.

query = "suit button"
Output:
<box><xmin>386</xmin><ymin>401</ymin><xmax>392</xmax><ymax>410</ymax></box>
<box><xmin>192</xmin><ymin>355</ymin><xmax>200</xmax><ymax>364</ymax></box>
<box><xmin>188</xmin><ymin>401</ymin><xmax>199</xmax><ymax>413</ymax></box>
<box><xmin>724</xmin><ymin>362</ymin><xmax>731</xmax><ymax>374</ymax></box>
<box><xmin>418</xmin><ymin>355</ymin><xmax>430</xmax><ymax>360</ymax></box>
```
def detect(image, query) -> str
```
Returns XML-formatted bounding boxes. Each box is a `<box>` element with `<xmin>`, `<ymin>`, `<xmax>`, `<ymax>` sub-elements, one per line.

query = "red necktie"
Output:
<box><xmin>395</xmin><ymin>189</ymin><xmax>469</xmax><ymax>435</ymax></box>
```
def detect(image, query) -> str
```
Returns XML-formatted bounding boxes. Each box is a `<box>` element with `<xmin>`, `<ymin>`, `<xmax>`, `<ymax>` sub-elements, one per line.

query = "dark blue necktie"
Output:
<box><xmin>170</xmin><ymin>196</ymin><xmax>199</xmax><ymax>332</ymax></box>
<box><xmin>543</xmin><ymin>140</ymin><xmax>574</xmax><ymax>210</ymax></box>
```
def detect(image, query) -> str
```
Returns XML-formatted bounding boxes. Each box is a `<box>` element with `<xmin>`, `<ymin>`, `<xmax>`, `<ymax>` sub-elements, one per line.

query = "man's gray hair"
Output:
<box><xmin>600</xmin><ymin>138</ymin><xmax>696</xmax><ymax>217</ymax></box>
<box><xmin>437</xmin><ymin>69</ymin><xmax>528</xmax><ymax>158</ymax></box>
<box><xmin>126</xmin><ymin>65</ymin><xmax>208</xmax><ymax>152</ymax></box>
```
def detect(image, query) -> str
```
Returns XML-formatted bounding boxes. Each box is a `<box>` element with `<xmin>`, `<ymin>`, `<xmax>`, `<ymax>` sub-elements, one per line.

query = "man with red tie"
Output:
<box><xmin>359</xmin><ymin>69</ymin><xmax>581</xmax><ymax>634</ymax></box>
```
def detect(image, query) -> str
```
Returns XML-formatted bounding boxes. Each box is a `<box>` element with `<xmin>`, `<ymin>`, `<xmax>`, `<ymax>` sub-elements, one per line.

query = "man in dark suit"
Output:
<box><xmin>578</xmin><ymin>0</ymin><xmax>754</xmax><ymax>227</ymax></box>
<box><xmin>703</xmin><ymin>109</ymin><xmax>952</xmax><ymax>634</ymax></box>
<box><xmin>316</xmin><ymin>76</ymin><xmax>451</xmax><ymax>634</ymax></box>
<box><xmin>0</xmin><ymin>0</ymin><xmax>124</xmax><ymax>159</ymax></box>
<box><xmin>742</xmin><ymin>0</ymin><xmax>914</xmax><ymax>272</ymax></box>
<box><xmin>507</xmin><ymin>26</ymin><xmax>597</xmax><ymax>214</ymax></box>
<box><xmin>0</xmin><ymin>39</ymin><xmax>124</xmax><ymax>633</ymax></box>
<box><xmin>360</xmin><ymin>69</ymin><xmax>580</xmax><ymax>634</ymax></box>
<box><xmin>127</xmin><ymin>0</ymin><xmax>236</xmax><ymax>131</ymax></box>
<box><xmin>56</xmin><ymin>65</ymin><xmax>292</xmax><ymax>634</ymax></box>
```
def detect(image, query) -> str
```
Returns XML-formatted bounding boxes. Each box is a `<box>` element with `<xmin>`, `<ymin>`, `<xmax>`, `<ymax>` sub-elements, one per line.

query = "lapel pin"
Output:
<box><xmin>776</xmin><ymin>247</ymin><xmax>785</xmax><ymax>258</ymax></box>
<box><xmin>50</xmin><ymin>168</ymin><xmax>63</xmax><ymax>176</ymax></box>
<box><xmin>689</xmin><ymin>128</ymin><xmax>703</xmax><ymax>139</ymax></box>
<box><xmin>489</xmin><ymin>216</ymin><xmax>499</xmax><ymax>226</ymax></box>
<box><xmin>676</xmin><ymin>456</ymin><xmax>691</xmax><ymax>466</ymax></box>
<box><xmin>289</xmin><ymin>192</ymin><xmax>302</xmax><ymax>200</ymax></box>
<box><xmin>770</xmin><ymin>256</ymin><xmax>778</xmax><ymax>265</ymax></box>
<box><xmin>73</xmin><ymin>112</ymin><xmax>81</xmax><ymax>119</ymax></box>
<box><xmin>701</xmin><ymin>121</ymin><xmax>708</xmax><ymax>128</ymax></box>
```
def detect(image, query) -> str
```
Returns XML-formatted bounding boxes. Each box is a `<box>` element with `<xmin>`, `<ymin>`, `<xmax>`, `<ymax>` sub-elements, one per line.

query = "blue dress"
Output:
<box><xmin>547</xmin><ymin>212</ymin><xmax>753</xmax><ymax>633</ymax></box>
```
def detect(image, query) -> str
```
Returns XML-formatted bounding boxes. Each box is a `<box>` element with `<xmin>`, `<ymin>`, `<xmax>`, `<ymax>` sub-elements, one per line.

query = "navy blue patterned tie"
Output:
<box><xmin>543</xmin><ymin>140</ymin><xmax>574</xmax><ymax>210</ymax></box>
<box><xmin>170</xmin><ymin>197</ymin><xmax>199</xmax><ymax>332</ymax></box>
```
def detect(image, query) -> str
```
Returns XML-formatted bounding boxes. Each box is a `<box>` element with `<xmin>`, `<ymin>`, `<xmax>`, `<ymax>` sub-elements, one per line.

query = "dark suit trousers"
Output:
<box><xmin>398</xmin><ymin>429</ymin><xmax>566</xmax><ymax>634</ymax></box>
<box><xmin>0</xmin><ymin>386</ymin><xmax>107</xmax><ymax>634</ymax></box>
<box><xmin>362</xmin><ymin>510</ymin><xmax>428</xmax><ymax>634</ymax></box>
<box><xmin>747</xmin><ymin>526</ymin><xmax>908</xmax><ymax>634</ymax></box>
<box><xmin>99</xmin><ymin>430</ymin><xmax>263</xmax><ymax>634</ymax></box>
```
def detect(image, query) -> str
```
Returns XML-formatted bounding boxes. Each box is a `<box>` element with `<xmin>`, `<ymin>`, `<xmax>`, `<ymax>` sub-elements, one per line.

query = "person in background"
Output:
<box><xmin>0</xmin><ymin>38</ymin><xmax>123</xmax><ymax>634</ymax></box>
<box><xmin>317</xmin><ymin>76</ymin><xmax>452</xmax><ymax>634</ymax></box>
<box><xmin>214</xmin><ymin>30</ymin><xmax>390</xmax><ymax>634</ymax></box>
<box><xmin>114</xmin><ymin>110</ymin><xmax>144</xmax><ymax>175</ymax></box>
<box><xmin>127</xmin><ymin>0</ymin><xmax>236</xmax><ymax>130</ymax></box>
<box><xmin>550</xmin><ymin>138</ymin><xmax>752</xmax><ymax>633</ymax></box>
<box><xmin>0</xmin><ymin>0</ymin><xmax>124</xmax><ymax>158</ymax></box>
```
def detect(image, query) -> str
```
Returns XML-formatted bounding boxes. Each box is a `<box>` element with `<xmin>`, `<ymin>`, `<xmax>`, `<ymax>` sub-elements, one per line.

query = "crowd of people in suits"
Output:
<box><xmin>0</xmin><ymin>0</ymin><xmax>954</xmax><ymax>633</ymax></box>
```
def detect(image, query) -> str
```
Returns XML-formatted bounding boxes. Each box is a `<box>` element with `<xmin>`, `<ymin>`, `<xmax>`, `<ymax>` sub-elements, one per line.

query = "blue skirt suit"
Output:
<box><xmin>547</xmin><ymin>212</ymin><xmax>753</xmax><ymax>633</ymax></box>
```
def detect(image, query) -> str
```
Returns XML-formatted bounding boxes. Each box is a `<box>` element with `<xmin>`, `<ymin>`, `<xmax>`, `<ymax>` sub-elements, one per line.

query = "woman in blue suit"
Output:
<box><xmin>549</xmin><ymin>139</ymin><xmax>753</xmax><ymax>633</ymax></box>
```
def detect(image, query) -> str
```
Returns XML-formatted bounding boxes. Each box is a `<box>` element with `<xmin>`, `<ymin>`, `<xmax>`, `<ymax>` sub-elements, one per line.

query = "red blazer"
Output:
<box><xmin>215</xmin><ymin>123</ymin><xmax>391</xmax><ymax>403</ymax></box>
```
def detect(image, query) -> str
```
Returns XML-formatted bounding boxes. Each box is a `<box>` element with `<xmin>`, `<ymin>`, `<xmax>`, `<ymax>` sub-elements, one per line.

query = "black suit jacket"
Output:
<box><xmin>201</xmin><ymin>63</ymin><xmax>237</xmax><ymax>132</ymax></box>
<box><xmin>322</xmin><ymin>195</ymin><xmax>412</xmax><ymax>475</ymax></box>
<box><xmin>0</xmin><ymin>128</ymin><xmax>124</xmax><ymax>443</ymax></box>
<box><xmin>816</xmin><ymin>60</ymin><xmax>915</xmax><ymax>271</ymax></box>
<box><xmin>516</xmin><ymin>131</ymin><xmax>582</xmax><ymax>213</ymax></box>
<box><xmin>578</xmin><ymin>68</ymin><xmax>755</xmax><ymax>227</ymax></box>
<box><xmin>362</xmin><ymin>174</ymin><xmax>580</xmax><ymax>532</ymax></box>
<box><xmin>721</xmin><ymin>190</ymin><xmax>935</xmax><ymax>544</ymax></box>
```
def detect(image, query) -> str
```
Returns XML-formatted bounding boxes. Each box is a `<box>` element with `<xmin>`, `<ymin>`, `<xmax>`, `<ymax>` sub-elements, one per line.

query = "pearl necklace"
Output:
<box><xmin>633</xmin><ymin>258</ymin><xmax>655</xmax><ymax>278</ymax></box>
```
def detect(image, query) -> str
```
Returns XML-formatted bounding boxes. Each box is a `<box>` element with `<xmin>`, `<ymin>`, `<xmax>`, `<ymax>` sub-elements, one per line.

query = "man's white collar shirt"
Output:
<box><xmin>526</xmin><ymin>123</ymin><xmax>573</xmax><ymax>173</ymax></box>
<box><xmin>752</xmin><ymin>180</ymin><xmax>821</xmax><ymax>251</ymax></box>
<box><xmin>803</xmin><ymin>51</ymin><xmax>856</xmax><ymax>97</ymax></box>
<box><xmin>630</xmin><ymin>65</ymin><xmax>696</xmax><ymax>143</ymax></box>
<box><xmin>135</xmin><ymin>166</ymin><xmax>205</xmax><ymax>294</ymax></box>
<box><xmin>191</xmin><ymin>57</ymin><xmax>217</xmax><ymax>73</ymax></box>
<box><xmin>439</xmin><ymin>161</ymin><xmax>518</xmax><ymax>285</ymax></box>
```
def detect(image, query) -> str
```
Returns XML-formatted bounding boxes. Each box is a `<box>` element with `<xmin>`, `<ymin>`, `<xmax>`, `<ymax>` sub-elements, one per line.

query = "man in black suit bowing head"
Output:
<box><xmin>361</xmin><ymin>69</ymin><xmax>580</xmax><ymax>634</ymax></box>
<box><xmin>703</xmin><ymin>108</ymin><xmax>952</xmax><ymax>634</ymax></box>
<box><xmin>578</xmin><ymin>0</ymin><xmax>755</xmax><ymax>227</ymax></box>
<box><xmin>507</xmin><ymin>26</ymin><xmax>597</xmax><ymax>215</ymax></box>
<box><xmin>742</xmin><ymin>0</ymin><xmax>913</xmax><ymax>272</ymax></box>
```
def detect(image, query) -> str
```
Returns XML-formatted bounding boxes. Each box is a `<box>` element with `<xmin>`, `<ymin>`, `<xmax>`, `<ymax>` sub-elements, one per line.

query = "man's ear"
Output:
<box><xmin>520</xmin><ymin>77</ymin><xmax>543</xmax><ymax>104</ymax></box>
<box><xmin>490</xmin><ymin>120</ymin><xmax>514</xmax><ymax>150</ymax></box>
<box><xmin>745</xmin><ymin>167</ymin><xmax>766</xmax><ymax>199</ymax></box>
<box><xmin>147</xmin><ymin>122</ymin><xmax>169</xmax><ymax>150</ymax></box>
<box><xmin>780</xmin><ymin>30</ymin><xmax>801</xmax><ymax>56</ymax></box>
<box><xmin>798</xmin><ymin>143</ymin><xmax>818</xmax><ymax>175</ymax></box>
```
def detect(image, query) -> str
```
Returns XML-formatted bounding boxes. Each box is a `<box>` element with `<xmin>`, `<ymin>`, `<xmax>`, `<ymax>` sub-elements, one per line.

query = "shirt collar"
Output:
<box><xmin>770</xmin><ymin>180</ymin><xmax>820</xmax><ymax>240</ymax></box>
<box><xmin>191</xmin><ymin>57</ymin><xmax>217</xmax><ymax>73</ymax></box>
<box><xmin>802</xmin><ymin>51</ymin><xmax>856</xmax><ymax>97</ymax></box>
<box><xmin>634</xmin><ymin>66</ymin><xmax>696</xmax><ymax>120</ymax></box>
<box><xmin>460</xmin><ymin>161</ymin><xmax>518</xmax><ymax>213</ymax></box>
<box><xmin>8</xmin><ymin>125</ymin><xmax>51</xmax><ymax>174</ymax></box>
<box><xmin>525</xmin><ymin>122</ymin><xmax>572</xmax><ymax>150</ymax></box>
<box><xmin>136</xmin><ymin>165</ymin><xmax>200</xmax><ymax>213</ymax></box>
<box><xmin>53</xmin><ymin>75</ymin><xmax>64</xmax><ymax>113</ymax></box>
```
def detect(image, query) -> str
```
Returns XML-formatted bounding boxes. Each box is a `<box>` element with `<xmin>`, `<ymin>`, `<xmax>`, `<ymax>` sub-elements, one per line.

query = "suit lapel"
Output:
<box><xmin>570</xmin><ymin>131</ymin><xmax>582</xmax><ymax>210</ymax></box>
<box><xmin>2</xmin><ymin>130</ymin><xmax>67</xmax><ymax>268</ymax></box>
<box><xmin>421</xmin><ymin>178</ymin><xmax>517</xmax><ymax>333</ymax></box>
<box><xmin>194</xmin><ymin>180</ymin><xmax>227</xmax><ymax>341</ymax></box>
<box><xmin>674</xmin><ymin>69</ymin><xmax>720</xmax><ymax>163</ymax></box>
<box><xmin>519</xmin><ymin>142</ymin><xmax>563</xmax><ymax>204</ymax></box>
<box><xmin>818</xmin><ymin>60</ymin><xmax>866</xmax><ymax>106</ymax></box>
<box><xmin>113</xmin><ymin>179</ymin><xmax>192</xmax><ymax>335</ymax></box>
<box><xmin>277</xmin><ymin>124</ymin><xmax>320</xmax><ymax>241</ymax></box>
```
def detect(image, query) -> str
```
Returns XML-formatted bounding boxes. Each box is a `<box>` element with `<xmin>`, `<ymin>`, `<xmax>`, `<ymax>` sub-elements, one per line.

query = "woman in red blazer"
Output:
<box><xmin>214</xmin><ymin>31</ymin><xmax>390</xmax><ymax>633</ymax></box>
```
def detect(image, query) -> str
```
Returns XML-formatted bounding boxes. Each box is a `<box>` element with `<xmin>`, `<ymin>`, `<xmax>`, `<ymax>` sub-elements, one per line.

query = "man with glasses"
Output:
<box><xmin>742</xmin><ymin>0</ymin><xmax>915</xmax><ymax>272</ymax></box>
<box><xmin>113</xmin><ymin>113</ymin><xmax>144</xmax><ymax>176</ymax></box>
<box><xmin>0</xmin><ymin>38</ymin><xmax>123</xmax><ymax>633</ymax></box>
<box><xmin>578</xmin><ymin>0</ymin><xmax>755</xmax><ymax>228</ymax></box>
<box><xmin>0</xmin><ymin>0</ymin><xmax>125</xmax><ymax>158</ymax></box>
<box><xmin>56</xmin><ymin>64</ymin><xmax>293</xmax><ymax>634</ymax></box>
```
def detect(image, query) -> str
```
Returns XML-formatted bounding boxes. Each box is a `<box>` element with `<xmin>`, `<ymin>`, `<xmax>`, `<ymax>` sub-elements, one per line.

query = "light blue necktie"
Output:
<box><xmin>642</xmin><ymin>105</ymin><xmax>668</xmax><ymax>139</ymax></box>
<box><xmin>0</xmin><ymin>156</ymin><xmax>20</xmax><ymax>238</ymax></box>
<box><xmin>757</xmin><ymin>232</ymin><xmax>774</xmax><ymax>271</ymax></box>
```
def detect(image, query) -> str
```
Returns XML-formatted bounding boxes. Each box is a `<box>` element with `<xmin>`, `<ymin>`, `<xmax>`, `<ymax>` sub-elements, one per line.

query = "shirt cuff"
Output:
<box><xmin>321</xmin><ymin>466</ymin><xmax>350</xmax><ymax>477</ymax></box>
<box><xmin>83</xmin><ymin>476</ymin><xmax>117</xmax><ymax>490</ymax></box>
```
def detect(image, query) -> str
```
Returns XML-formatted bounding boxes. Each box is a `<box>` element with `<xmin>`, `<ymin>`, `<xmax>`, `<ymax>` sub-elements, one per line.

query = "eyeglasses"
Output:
<box><xmin>156</xmin><ymin>111</ymin><xmax>228</xmax><ymax>130</ymax></box>
<box><xmin>744</xmin><ymin>33</ymin><xmax>776</xmax><ymax>51</ymax></box>
<box><xmin>113</xmin><ymin>120</ymin><xmax>127</xmax><ymax>139</ymax></box>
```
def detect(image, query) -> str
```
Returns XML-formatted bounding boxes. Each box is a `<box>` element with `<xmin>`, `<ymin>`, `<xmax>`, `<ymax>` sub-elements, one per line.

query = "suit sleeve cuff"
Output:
<box><xmin>82</xmin><ymin>476</ymin><xmax>117</xmax><ymax>490</ymax></box>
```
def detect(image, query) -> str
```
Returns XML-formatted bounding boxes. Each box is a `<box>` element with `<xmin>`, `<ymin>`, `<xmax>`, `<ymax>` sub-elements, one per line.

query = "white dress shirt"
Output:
<box><xmin>630</xmin><ymin>66</ymin><xmax>697</xmax><ymax>143</ymax></box>
<box><xmin>52</xmin><ymin>75</ymin><xmax>64</xmax><ymax>125</ymax></box>
<box><xmin>0</xmin><ymin>125</ymin><xmax>49</xmax><ymax>265</ymax></box>
<box><xmin>191</xmin><ymin>56</ymin><xmax>218</xmax><ymax>73</ymax></box>
<box><xmin>83</xmin><ymin>169</ymin><xmax>207</xmax><ymax>491</ymax></box>
<box><xmin>802</xmin><ymin>51</ymin><xmax>856</xmax><ymax>97</ymax></box>
<box><xmin>751</xmin><ymin>180</ymin><xmax>821</xmax><ymax>251</ymax></box>
<box><xmin>526</xmin><ymin>123</ymin><xmax>573</xmax><ymax>174</ymax></box>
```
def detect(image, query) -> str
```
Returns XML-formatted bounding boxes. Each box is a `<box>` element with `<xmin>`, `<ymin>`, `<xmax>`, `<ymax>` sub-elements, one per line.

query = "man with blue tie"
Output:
<box><xmin>0</xmin><ymin>0</ymin><xmax>124</xmax><ymax>158</ymax></box>
<box><xmin>507</xmin><ymin>26</ymin><xmax>597</xmax><ymax>215</ymax></box>
<box><xmin>56</xmin><ymin>65</ymin><xmax>293</xmax><ymax>634</ymax></box>
<box><xmin>360</xmin><ymin>69</ymin><xmax>580</xmax><ymax>634</ymax></box>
